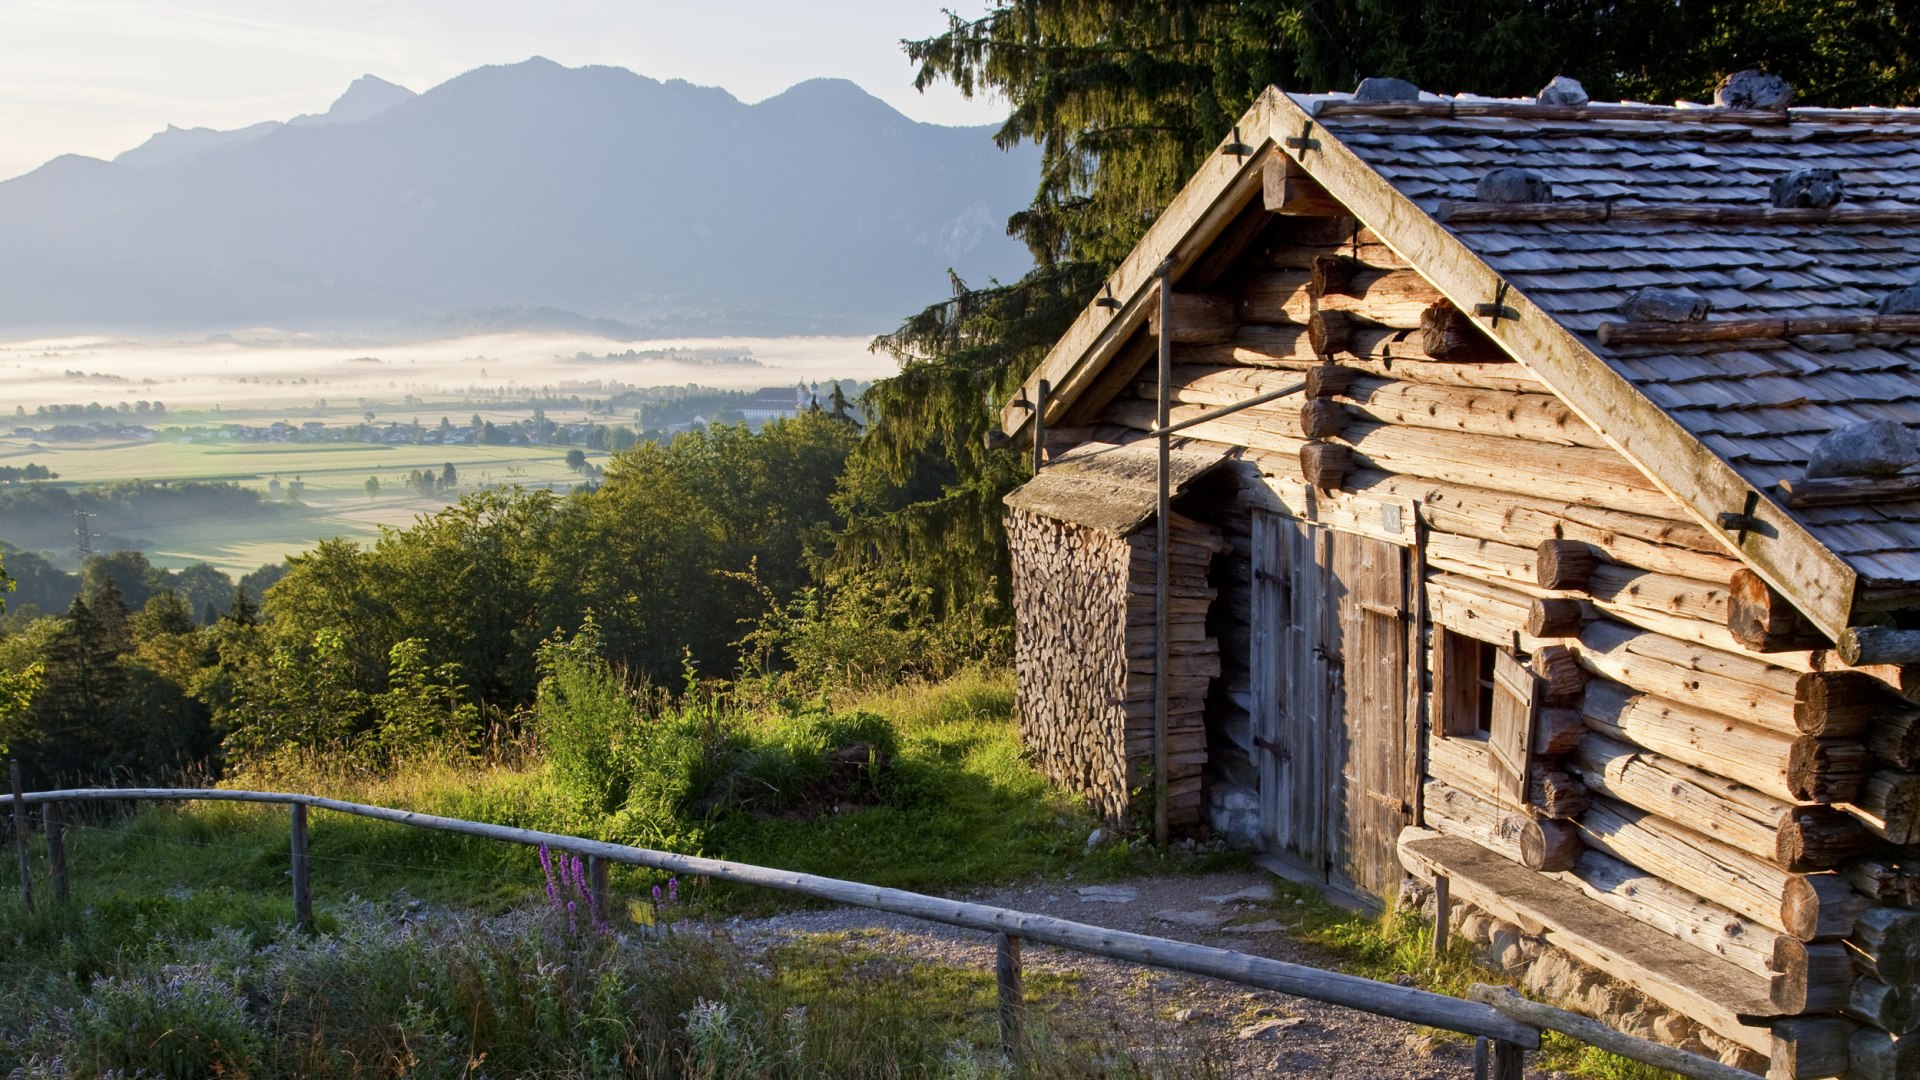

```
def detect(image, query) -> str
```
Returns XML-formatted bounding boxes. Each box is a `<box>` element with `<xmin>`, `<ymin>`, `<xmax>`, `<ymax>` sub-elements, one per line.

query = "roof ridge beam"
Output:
<box><xmin>1597</xmin><ymin>314</ymin><xmax>1920</xmax><ymax>346</ymax></box>
<box><xmin>1312</xmin><ymin>100</ymin><xmax>1793</xmax><ymax>125</ymax></box>
<box><xmin>1438</xmin><ymin>202</ymin><xmax>1920</xmax><ymax>226</ymax></box>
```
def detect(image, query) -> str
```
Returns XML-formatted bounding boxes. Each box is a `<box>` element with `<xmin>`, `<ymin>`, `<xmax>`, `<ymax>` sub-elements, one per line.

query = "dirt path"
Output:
<box><xmin>708</xmin><ymin>869</ymin><xmax>1552</xmax><ymax>1078</ymax></box>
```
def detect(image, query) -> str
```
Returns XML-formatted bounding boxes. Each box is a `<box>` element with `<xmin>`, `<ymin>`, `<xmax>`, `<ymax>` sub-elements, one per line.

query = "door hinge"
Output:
<box><xmin>1357</xmin><ymin>600</ymin><xmax>1405</xmax><ymax>620</ymax></box>
<box><xmin>1366</xmin><ymin>789</ymin><xmax>1412</xmax><ymax>815</ymax></box>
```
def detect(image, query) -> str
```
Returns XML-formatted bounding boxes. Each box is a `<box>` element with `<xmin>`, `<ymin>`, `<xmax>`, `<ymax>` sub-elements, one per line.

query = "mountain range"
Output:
<box><xmin>0</xmin><ymin>59</ymin><xmax>1040</xmax><ymax>337</ymax></box>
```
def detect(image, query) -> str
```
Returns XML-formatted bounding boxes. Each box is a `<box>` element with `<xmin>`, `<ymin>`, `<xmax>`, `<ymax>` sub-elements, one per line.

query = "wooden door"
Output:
<box><xmin>1330</xmin><ymin>529</ymin><xmax>1413</xmax><ymax>896</ymax></box>
<box><xmin>1253</xmin><ymin>510</ymin><xmax>1338</xmax><ymax>876</ymax></box>
<box><xmin>1252</xmin><ymin>511</ymin><xmax>1412</xmax><ymax>897</ymax></box>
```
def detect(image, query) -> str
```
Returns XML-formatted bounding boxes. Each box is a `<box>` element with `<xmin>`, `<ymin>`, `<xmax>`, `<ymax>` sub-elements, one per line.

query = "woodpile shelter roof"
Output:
<box><xmin>1004</xmin><ymin>439</ymin><xmax>1232</xmax><ymax>536</ymax></box>
<box><xmin>1000</xmin><ymin>85</ymin><xmax>1920</xmax><ymax>639</ymax></box>
<box><xmin>1313</xmin><ymin>96</ymin><xmax>1920</xmax><ymax>591</ymax></box>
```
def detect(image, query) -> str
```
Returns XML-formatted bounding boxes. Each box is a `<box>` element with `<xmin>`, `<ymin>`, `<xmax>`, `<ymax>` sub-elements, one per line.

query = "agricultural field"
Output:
<box><xmin>0</xmin><ymin>330</ymin><xmax>891</xmax><ymax>575</ymax></box>
<box><xmin>0</xmin><ymin>436</ymin><xmax>595</xmax><ymax>576</ymax></box>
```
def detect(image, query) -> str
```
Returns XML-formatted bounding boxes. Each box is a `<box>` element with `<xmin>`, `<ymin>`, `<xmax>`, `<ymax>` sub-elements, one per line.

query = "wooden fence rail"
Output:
<box><xmin>1</xmin><ymin>781</ymin><xmax>1758</xmax><ymax>1079</ymax></box>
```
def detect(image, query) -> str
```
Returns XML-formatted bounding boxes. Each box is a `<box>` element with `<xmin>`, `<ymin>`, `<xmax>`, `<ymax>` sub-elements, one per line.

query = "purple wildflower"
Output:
<box><xmin>652</xmin><ymin>884</ymin><xmax>663</xmax><ymax>904</ymax></box>
<box><xmin>668</xmin><ymin>877</ymin><xmax>678</xmax><ymax>904</ymax></box>
<box><xmin>538</xmin><ymin>845</ymin><xmax>559</xmax><ymax>906</ymax></box>
<box><xmin>570</xmin><ymin>854</ymin><xmax>586</xmax><ymax>895</ymax></box>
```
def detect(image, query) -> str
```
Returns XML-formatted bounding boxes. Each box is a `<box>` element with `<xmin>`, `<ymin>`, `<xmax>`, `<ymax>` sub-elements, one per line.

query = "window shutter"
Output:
<box><xmin>1488</xmin><ymin>648</ymin><xmax>1539</xmax><ymax>805</ymax></box>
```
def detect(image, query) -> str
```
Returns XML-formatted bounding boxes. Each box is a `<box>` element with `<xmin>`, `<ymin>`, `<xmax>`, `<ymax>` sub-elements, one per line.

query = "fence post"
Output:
<box><xmin>8</xmin><ymin>760</ymin><xmax>31</xmax><ymax>913</ymax></box>
<box><xmin>995</xmin><ymin>931</ymin><xmax>1025</xmax><ymax>1061</ymax></box>
<box><xmin>1490</xmin><ymin>1038</ymin><xmax>1524</xmax><ymax>1080</ymax></box>
<box><xmin>1473</xmin><ymin>1036</ymin><xmax>1488</xmax><ymax>1080</ymax></box>
<box><xmin>43</xmin><ymin>801</ymin><xmax>67</xmax><ymax>904</ymax></box>
<box><xmin>290</xmin><ymin>803</ymin><xmax>312</xmax><ymax>934</ymax></box>
<box><xmin>1432</xmin><ymin>873</ymin><xmax>1451</xmax><ymax>958</ymax></box>
<box><xmin>587</xmin><ymin>855</ymin><xmax>610</xmax><ymax>924</ymax></box>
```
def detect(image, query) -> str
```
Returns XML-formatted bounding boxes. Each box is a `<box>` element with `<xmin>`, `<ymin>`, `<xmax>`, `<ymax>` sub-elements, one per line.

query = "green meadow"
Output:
<box><xmin>0</xmin><ymin>433</ymin><xmax>607</xmax><ymax>576</ymax></box>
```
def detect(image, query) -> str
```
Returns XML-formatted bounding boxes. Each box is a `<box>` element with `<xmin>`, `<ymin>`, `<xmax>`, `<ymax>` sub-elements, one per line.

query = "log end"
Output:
<box><xmin>1535</xmin><ymin>539</ymin><xmax>1598</xmax><ymax>591</ymax></box>
<box><xmin>1527</xmin><ymin>598</ymin><xmax>1587</xmax><ymax>639</ymax></box>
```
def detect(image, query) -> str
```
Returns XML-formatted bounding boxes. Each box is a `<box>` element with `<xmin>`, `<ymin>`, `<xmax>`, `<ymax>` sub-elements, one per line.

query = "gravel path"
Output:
<box><xmin>702</xmin><ymin>869</ymin><xmax>1548</xmax><ymax>1078</ymax></box>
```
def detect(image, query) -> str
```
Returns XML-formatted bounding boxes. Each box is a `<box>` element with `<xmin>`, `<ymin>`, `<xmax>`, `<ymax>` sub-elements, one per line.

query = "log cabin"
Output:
<box><xmin>997</xmin><ymin>76</ymin><xmax>1920</xmax><ymax>1078</ymax></box>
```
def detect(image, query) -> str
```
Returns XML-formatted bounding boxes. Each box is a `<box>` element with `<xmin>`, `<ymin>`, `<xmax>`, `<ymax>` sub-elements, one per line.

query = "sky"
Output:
<box><xmin>0</xmin><ymin>0</ymin><xmax>1007</xmax><ymax>181</ymax></box>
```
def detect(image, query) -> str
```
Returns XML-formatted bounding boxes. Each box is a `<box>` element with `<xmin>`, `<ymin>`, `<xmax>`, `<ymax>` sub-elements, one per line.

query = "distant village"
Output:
<box><xmin>7</xmin><ymin>381</ymin><xmax>863</xmax><ymax>449</ymax></box>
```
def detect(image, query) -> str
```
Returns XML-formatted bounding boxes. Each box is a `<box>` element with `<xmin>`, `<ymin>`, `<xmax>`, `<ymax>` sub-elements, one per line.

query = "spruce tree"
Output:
<box><xmin>226</xmin><ymin>584</ymin><xmax>260</xmax><ymax>627</ymax></box>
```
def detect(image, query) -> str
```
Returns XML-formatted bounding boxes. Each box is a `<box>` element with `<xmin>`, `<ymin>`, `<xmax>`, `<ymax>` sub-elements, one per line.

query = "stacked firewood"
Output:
<box><xmin>1007</xmin><ymin>505</ymin><xmax>1224</xmax><ymax>828</ymax></box>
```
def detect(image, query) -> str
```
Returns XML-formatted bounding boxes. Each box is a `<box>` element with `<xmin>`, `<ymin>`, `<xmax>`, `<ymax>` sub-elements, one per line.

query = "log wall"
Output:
<box><xmin>1046</xmin><ymin>210</ymin><xmax>1920</xmax><ymax>1076</ymax></box>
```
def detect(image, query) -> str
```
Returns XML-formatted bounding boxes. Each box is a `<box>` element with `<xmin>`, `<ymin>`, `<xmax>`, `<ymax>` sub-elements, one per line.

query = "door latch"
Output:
<box><xmin>1253</xmin><ymin>735</ymin><xmax>1291</xmax><ymax>762</ymax></box>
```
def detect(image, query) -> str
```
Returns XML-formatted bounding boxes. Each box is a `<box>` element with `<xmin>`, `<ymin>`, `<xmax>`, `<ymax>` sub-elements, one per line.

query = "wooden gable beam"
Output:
<box><xmin>1260</xmin><ymin>94</ymin><xmax>1861</xmax><ymax>641</ymax></box>
<box><xmin>998</xmin><ymin>91</ymin><xmax>1285</xmax><ymax>444</ymax></box>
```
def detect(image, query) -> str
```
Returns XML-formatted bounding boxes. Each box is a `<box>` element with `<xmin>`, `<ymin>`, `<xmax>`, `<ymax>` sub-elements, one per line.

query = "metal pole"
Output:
<box><xmin>9</xmin><ymin>761</ymin><xmax>31</xmax><ymax>912</ymax></box>
<box><xmin>1154</xmin><ymin>380</ymin><xmax>1304</xmax><ymax>438</ymax></box>
<box><xmin>290</xmin><ymin>803</ymin><xmax>312</xmax><ymax>933</ymax></box>
<box><xmin>1154</xmin><ymin>264</ymin><xmax>1174</xmax><ymax>848</ymax></box>
<box><xmin>44</xmin><ymin>801</ymin><xmax>66</xmax><ymax>904</ymax></box>
<box><xmin>1031</xmin><ymin>379</ymin><xmax>1049</xmax><ymax>474</ymax></box>
<box><xmin>995</xmin><ymin>931</ymin><xmax>1026</xmax><ymax>1062</ymax></box>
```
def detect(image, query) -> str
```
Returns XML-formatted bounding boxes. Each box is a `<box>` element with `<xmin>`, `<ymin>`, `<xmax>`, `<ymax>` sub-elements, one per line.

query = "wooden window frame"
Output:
<box><xmin>1435</xmin><ymin>628</ymin><xmax>1540</xmax><ymax>805</ymax></box>
<box><xmin>1434</xmin><ymin>629</ymin><xmax>1488</xmax><ymax>738</ymax></box>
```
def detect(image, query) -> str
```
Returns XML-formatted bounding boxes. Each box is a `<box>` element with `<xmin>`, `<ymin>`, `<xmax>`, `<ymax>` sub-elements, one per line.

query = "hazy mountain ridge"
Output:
<box><xmin>0</xmin><ymin>59</ymin><xmax>1038</xmax><ymax>336</ymax></box>
<box><xmin>112</xmin><ymin>75</ymin><xmax>419</xmax><ymax>174</ymax></box>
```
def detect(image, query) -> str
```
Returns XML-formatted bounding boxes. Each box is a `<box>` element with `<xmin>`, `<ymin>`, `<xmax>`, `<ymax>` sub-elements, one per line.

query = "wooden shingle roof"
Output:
<box><xmin>1317</xmin><ymin>98</ymin><xmax>1920</xmax><ymax>592</ymax></box>
<box><xmin>1001</xmin><ymin>88</ymin><xmax>1920</xmax><ymax>639</ymax></box>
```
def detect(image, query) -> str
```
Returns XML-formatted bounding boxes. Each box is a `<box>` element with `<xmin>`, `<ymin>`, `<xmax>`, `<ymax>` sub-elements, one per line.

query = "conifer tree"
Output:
<box><xmin>226</xmin><ymin>584</ymin><xmax>259</xmax><ymax>627</ymax></box>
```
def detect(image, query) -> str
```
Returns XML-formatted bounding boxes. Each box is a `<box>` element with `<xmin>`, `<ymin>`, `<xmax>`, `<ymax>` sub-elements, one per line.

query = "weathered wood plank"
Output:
<box><xmin>1400</xmin><ymin>828</ymin><xmax>1774</xmax><ymax>1055</ymax></box>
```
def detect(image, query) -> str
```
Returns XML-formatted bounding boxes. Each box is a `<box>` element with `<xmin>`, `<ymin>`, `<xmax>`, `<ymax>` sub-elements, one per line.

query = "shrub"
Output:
<box><xmin>1</xmin><ymin>897</ymin><xmax>1091</xmax><ymax>1079</ymax></box>
<box><xmin>533</xmin><ymin>617</ymin><xmax>641</xmax><ymax>813</ymax></box>
<box><xmin>736</xmin><ymin>567</ymin><xmax>1006</xmax><ymax>696</ymax></box>
<box><xmin>46</xmin><ymin>953</ymin><xmax>261</xmax><ymax>1078</ymax></box>
<box><xmin>368</xmin><ymin>637</ymin><xmax>479</xmax><ymax>767</ymax></box>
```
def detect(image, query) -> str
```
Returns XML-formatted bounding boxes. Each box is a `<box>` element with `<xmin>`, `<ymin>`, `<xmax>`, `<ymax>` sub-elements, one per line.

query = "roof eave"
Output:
<box><xmin>1261</xmin><ymin>94</ymin><xmax>1860</xmax><ymax>641</ymax></box>
<box><xmin>998</xmin><ymin>88</ymin><xmax>1287</xmax><ymax>443</ymax></box>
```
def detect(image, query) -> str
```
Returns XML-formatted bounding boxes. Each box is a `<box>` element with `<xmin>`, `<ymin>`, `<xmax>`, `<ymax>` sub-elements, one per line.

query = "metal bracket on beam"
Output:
<box><xmin>1718</xmin><ymin>491</ymin><xmax>1766</xmax><ymax>545</ymax></box>
<box><xmin>1221</xmin><ymin>125</ymin><xmax>1251</xmax><ymax>159</ymax></box>
<box><xmin>1474</xmin><ymin>282</ymin><xmax>1517</xmax><ymax>327</ymax></box>
<box><xmin>1284</xmin><ymin>119</ymin><xmax>1320</xmax><ymax>155</ymax></box>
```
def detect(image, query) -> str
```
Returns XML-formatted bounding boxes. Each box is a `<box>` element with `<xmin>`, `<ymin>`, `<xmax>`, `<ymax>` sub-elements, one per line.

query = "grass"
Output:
<box><xmin>1241</xmin><ymin>881</ymin><xmax>1686</xmax><ymax>1080</ymax></box>
<box><xmin>4</xmin><ymin>670</ymin><xmax>1186</xmax><ymax>921</ymax></box>
<box><xmin>0</xmin><ymin>668</ymin><xmax>1247</xmax><ymax>1078</ymax></box>
<box><xmin>0</xmin><ymin>669</ymin><xmax>1680</xmax><ymax>1078</ymax></box>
